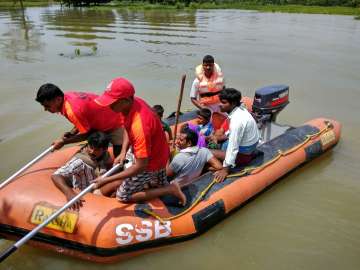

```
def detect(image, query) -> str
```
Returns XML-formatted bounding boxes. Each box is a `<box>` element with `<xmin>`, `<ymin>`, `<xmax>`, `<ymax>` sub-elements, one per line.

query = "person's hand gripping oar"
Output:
<box><xmin>0</xmin><ymin>146</ymin><xmax>54</xmax><ymax>190</ymax></box>
<box><xmin>0</xmin><ymin>163</ymin><xmax>121</xmax><ymax>263</ymax></box>
<box><xmin>172</xmin><ymin>74</ymin><xmax>186</xmax><ymax>149</ymax></box>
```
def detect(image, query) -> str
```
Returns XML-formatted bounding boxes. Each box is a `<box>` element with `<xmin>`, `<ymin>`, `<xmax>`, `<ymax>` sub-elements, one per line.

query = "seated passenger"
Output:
<box><xmin>207</xmin><ymin>118</ymin><xmax>230</xmax><ymax>149</ymax></box>
<box><xmin>181</xmin><ymin>123</ymin><xmax>207</xmax><ymax>148</ymax></box>
<box><xmin>167</xmin><ymin>129</ymin><xmax>222</xmax><ymax>187</ymax></box>
<box><xmin>196</xmin><ymin>108</ymin><xmax>214</xmax><ymax>137</ymax></box>
<box><xmin>213</xmin><ymin>88</ymin><xmax>260</xmax><ymax>182</ymax></box>
<box><xmin>51</xmin><ymin>132</ymin><xmax>112</xmax><ymax>211</ymax></box>
<box><xmin>152</xmin><ymin>104</ymin><xmax>173</xmax><ymax>141</ymax></box>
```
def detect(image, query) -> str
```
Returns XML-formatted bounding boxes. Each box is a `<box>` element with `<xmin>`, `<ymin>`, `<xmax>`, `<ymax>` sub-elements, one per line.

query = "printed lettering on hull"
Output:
<box><xmin>30</xmin><ymin>203</ymin><xmax>78</xmax><ymax>233</ymax></box>
<box><xmin>115</xmin><ymin>220</ymin><xmax>172</xmax><ymax>245</ymax></box>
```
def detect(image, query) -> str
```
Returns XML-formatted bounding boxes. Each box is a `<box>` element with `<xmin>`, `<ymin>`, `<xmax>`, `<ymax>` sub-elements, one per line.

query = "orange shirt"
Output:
<box><xmin>124</xmin><ymin>97</ymin><xmax>169</xmax><ymax>171</ymax></box>
<box><xmin>61</xmin><ymin>92</ymin><xmax>123</xmax><ymax>134</ymax></box>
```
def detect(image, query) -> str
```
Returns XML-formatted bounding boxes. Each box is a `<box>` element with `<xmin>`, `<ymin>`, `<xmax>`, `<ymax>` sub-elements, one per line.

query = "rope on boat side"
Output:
<box><xmin>144</xmin><ymin>121</ymin><xmax>334</xmax><ymax>224</ymax></box>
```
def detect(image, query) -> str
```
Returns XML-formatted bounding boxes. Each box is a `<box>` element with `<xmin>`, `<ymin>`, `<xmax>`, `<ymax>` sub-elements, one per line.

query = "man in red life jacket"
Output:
<box><xmin>35</xmin><ymin>83</ymin><xmax>126</xmax><ymax>157</ymax></box>
<box><xmin>92</xmin><ymin>77</ymin><xmax>186</xmax><ymax>205</ymax></box>
<box><xmin>190</xmin><ymin>55</ymin><xmax>225</xmax><ymax>113</ymax></box>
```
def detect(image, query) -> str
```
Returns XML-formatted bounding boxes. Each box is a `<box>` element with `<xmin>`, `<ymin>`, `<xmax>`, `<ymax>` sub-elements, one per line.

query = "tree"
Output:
<box><xmin>61</xmin><ymin>0</ymin><xmax>112</xmax><ymax>7</ymax></box>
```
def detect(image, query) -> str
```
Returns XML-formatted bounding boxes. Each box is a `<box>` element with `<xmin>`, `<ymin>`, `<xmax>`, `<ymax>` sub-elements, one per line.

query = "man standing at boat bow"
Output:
<box><xmin>92</xmin><ymin>77</ymin><xmax>186</xmax><ymax>205</ymax></box>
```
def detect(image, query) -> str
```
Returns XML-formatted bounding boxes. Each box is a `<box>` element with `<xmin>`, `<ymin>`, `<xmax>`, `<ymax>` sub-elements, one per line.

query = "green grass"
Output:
<box><xmin>1</xmin><ymin>1</ymin><xmax>360</xmax><ymax>17</ymax></box>
<box><xmin>197</xmin><ymin>3</ymin><xmax>360</xmax><ymax>15</ymax></box>
<box><xmin>0</xmin><ymin>1</ymin><xmax>55</xmax><ymax>8</ymax></box>
<box><xmin>104</xmin><ymin>2</ymin><xmax>360</xmax><ymax>16</ymax></box>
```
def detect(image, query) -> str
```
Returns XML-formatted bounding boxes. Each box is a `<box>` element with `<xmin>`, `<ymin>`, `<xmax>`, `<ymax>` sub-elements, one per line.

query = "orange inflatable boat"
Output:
<box><xmin>0</xmin><ymin>85</ymin><xmax>341</xmax><ymax>263</ymax></box>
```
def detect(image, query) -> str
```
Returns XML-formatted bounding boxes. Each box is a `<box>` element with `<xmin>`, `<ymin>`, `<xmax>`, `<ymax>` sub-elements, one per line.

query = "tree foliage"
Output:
<box><xmin>61</xmin><ymin>0</ymin><xmax>360</xmax><ymax>8</ymax></box>
<box><xmin>61</xmin><ymin>0</ymin><xmax>112</xmax><ymax>6</ymax></box>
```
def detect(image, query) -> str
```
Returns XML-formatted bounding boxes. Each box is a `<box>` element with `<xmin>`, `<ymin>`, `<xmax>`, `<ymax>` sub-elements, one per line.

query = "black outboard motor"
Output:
<box><xmin>252</xmin><ymin>85</ymin><xmax>290</xmax><ymax>142</ymax></box>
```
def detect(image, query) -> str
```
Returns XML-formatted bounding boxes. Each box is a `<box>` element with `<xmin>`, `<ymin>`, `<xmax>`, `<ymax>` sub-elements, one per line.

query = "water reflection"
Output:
<box><xmin>116</xmin><ymin>9</ymin><xmax>200</xmax><ymax>47</ymax></box>
<box><xmin>0</xmin><ymin>7</ymin><xmax>203</xmax><ymax>61</ymax></box>
<box><xmin>116</xmin><ymin>9</ymin><xmax>197</xmax><ymax>27</ymax></box>
<box><xmin>0</xmin><ymin>8</ymin><xmax>44</xmax><ymax>62</ymax></box>
<box><xmin>42</xmin><ymin>8</ymin><xmax>116</xmax><ymax>49</ymax></box>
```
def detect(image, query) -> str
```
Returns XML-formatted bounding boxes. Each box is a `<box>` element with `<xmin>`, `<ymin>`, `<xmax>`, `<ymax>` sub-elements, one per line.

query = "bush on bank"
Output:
<box><xmin>2</xmin><ymin>0</ymin><xmax>359</xmax><ymax>13</ymax></box>
<box><xmin>61</xmin><ymin>0</ymin><xmax>111</xmax><ymax>6</ymax></box>
<box><xmin>112</xmin><ymin>0</ymin><xmax>360</xmax><ymax>8</ymax></box>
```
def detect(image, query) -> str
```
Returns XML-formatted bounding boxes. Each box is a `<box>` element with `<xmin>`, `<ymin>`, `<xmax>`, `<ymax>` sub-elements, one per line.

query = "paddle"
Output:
<box><xmin>0</xmin><ymin>163</ymin><xmax>121</xmax><ymax>263</ymax></box>
<box><xmin>0</xmin><ymin>146</ymin><xmax>54</xmax><ymax>190</ymax></box>
<box><xmin>172</xmin><ymin>74</ymin><xmax>186</xmax><ymax>149</ymax></box>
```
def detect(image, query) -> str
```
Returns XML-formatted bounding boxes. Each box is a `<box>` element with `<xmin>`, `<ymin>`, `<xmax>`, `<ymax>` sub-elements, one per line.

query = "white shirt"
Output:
<box><xmin>223</xmin><ymin>106</ymin><xmax>260</xmax><ymax>168</ymax></box>
<box><xmin>189</xmin><ymin>78</ymin><xmax>223</xmax><ymax>113</ymax></box>
<box><xmin>189</xmin><ymin>78</ymin><xmax>201</xmax><ymax>99</ymax></box>
<box><xmin>189</xmin><ymin>78</ymin><xmax>226</xmax><ymax>99</ymax></box>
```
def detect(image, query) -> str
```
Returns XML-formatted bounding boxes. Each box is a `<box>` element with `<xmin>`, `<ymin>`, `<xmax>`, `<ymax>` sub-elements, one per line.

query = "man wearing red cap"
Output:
<box><xmin>92</xmin><ymin>77</ymin><xmax>186</xmax><ymax>205</ymax></box>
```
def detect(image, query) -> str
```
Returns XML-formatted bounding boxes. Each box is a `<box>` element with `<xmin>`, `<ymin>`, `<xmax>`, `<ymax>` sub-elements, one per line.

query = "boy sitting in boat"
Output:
<box><xmin>152</xmin><ymin>104</ymin><xmax>173</xmax><ymax>141</ymax></box>
<box><xmin>51</xmin><ymin>132</ymin><xmax>112</xmax><ymax>211</ymax></box>
<box><xmin>213</xmin><ymin>88</ymin><xmax>260</xmax><ymax>182</ymax></box>
<box><xmin>195</xmin><ymin>108</ymin><xmax>214</xmax><ymax>137</ymax></box>
<box><xmin>167</xmin><ymin>128</ymin><xmax>222</xmax><ymax>187</ymax></box>
<box><xmin>193</xmin><ymin>108</ymin><xmax>230</xmax><ymax>150</ymax></box>
<box><xmin>207</xmin><ymin>118</ymin><xmax>230</xmax><ymax>150</ymax></box>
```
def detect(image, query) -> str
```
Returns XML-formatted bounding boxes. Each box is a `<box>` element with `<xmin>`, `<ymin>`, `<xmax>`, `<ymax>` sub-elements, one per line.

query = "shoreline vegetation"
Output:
<box><xmin>0</xmin><ymin>1</ymin><xmax>359</xmax><ymax>17</ymax></box>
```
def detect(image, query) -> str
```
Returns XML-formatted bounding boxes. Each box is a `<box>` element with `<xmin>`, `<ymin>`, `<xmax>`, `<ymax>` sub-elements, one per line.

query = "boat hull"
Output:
<box><xmin>0</xmin><ymin>116</ymin><xmax>341</xmax><ymax>263</ymax></box>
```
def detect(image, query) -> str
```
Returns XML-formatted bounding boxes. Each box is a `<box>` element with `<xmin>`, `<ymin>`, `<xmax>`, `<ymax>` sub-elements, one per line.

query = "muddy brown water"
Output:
<box><xmin>0</xmin><ymin>6</ymin><xmax>359</xmax><ymax>270</ymax></box>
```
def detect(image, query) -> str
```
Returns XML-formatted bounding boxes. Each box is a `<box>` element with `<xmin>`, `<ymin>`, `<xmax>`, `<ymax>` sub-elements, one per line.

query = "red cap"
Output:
<box><xmin>95</xmin><ymin>77</ymin><xmax>135</xmax><ymax>107</ymax></box>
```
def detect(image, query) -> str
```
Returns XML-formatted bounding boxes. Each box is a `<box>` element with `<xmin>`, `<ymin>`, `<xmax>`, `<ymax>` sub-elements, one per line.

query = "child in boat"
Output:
<box><xmin>195</xmin><ymin>108</ymin><xmax>214</xmax><ymax>137</ymax></box>
<box><xmin>51</xmin><ymin>132</ymin><xmax>112</xmax><ymax>211</ymax></box>
<box><xmin>152</xmin><ymin>104</ymin><xmax>173</xmax><ymax>141</ymax></box>
<box><xmin>167</xmin><ymin>128</ymin><xmax>222</xmax><ymax>187</ymax></box>
<box><xmin>207</xmin><ymin>117</ymin><xmax>230</xmax><ymax>150</ymax></box>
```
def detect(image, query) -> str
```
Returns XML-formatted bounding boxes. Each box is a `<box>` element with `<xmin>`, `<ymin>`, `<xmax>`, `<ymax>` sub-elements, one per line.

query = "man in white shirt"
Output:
<box><xmin>213</xmin><ymin>88</ymin><xmax>260</xmax><ymax>182</ymax></box>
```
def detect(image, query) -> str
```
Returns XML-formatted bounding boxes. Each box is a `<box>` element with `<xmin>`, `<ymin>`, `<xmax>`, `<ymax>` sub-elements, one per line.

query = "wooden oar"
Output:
<box><xmin>0</xmin><ymin>163</ymin><xmax>121</xmax><ymax>262</ymax></box>
<box><xmin>172</xmin><ymin>74</ymin><xmax>186</xmax><ymax>149</ymax></box>
<box><xmin>0</xmin><ymin>146</ymin><xmax>54</xmax><ymax>190</ymax></box>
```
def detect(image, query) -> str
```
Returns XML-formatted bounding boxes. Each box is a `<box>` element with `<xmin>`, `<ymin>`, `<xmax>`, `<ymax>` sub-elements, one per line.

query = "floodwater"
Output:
<box><xmin>0</xmin><ymin>6</ymin><xmax>360</xmax><ymax>270</ymax></box>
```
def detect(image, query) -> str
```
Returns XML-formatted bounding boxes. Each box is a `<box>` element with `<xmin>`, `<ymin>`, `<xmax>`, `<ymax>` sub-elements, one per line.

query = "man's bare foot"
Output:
<box><xmin>171</xmin><ymin>181</ymin><xmax>187</xmax><ymax>206</ymax></box>
<box><xmin>93</xmin><ymin>189</ymin><xmax>103</xmax><ymax>196</ymax></box>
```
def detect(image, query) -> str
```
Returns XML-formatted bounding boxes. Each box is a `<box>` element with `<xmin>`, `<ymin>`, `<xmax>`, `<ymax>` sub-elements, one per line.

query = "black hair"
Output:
<box><xmin>152</xmin><ymin>104</ymin><xmax>164</xmax><ymax>118</ymax></box>
<box><xmin>35</xmin><ymin>83</ymin><xmax>64</xmax><ymax>103</ymax></box>
<box><xmin>180</xmin><ymin>125</ymin><xmax>198</xmax><ymax>146</ymax></box>
<box><xmin>203</xmin><ymin>55</ymin><xmax>214</xmax><ymax>64</ymax></box>
<box><xmin>219</xmin><ymin>88</ymin><xmax>242</xmax><ymax>107</ymax></box>
<box><xmin>87</xmin><ymin>132</ymin><xmax>111</xmax><ymax>149</ymax></box>
<box><xmin>197</xmin><ymin>108</ymin><xmax>212</xmax><ymax>121</ymax></box>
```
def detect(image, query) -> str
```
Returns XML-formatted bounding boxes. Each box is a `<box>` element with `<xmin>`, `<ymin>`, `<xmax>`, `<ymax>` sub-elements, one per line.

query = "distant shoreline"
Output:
<box><xmin>1</xmin><ymin>1</ymin><xmax>359</xmax><ymax>17</ymax></box>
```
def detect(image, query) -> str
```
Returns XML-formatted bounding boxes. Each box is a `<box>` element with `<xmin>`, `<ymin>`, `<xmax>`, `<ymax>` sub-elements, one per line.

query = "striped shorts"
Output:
<box><xmin>116</xmin><ymin>169</ymin><xmax>168</xmax><ymax>202</ymax></box>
